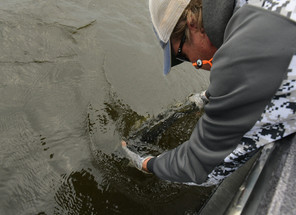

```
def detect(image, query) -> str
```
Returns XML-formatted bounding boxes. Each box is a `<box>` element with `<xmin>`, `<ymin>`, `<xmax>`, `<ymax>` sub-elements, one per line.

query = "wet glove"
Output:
<box><xmin>121</xmin><ymin>141</ymin><xmax>153</xmax><ymax>173</ymax></box>
<box><xmin>188</xmin><ymin>90</ymin><xmax>209</xmax><ymax>109</ymax></box>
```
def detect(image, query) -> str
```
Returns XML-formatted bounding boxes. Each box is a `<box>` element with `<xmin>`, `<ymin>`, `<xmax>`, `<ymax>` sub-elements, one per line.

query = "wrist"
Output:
<box><xmin>142</xmin><ymin>157</ymin><xmax>153</xmax><ymax>172</ymax></box>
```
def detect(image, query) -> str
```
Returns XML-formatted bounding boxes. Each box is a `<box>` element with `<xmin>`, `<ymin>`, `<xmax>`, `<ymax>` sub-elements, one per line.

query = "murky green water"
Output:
<box><xmin>0</xmin><ymin>0</ymin><xmax>211</xmax><ymax>214</ymax></box>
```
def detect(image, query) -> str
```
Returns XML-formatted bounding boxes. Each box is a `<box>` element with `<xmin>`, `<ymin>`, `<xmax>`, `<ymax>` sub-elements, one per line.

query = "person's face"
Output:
<box><xmin>171</xmin><ymin>26</ymin><xmax>217</xmax><ymax>71</ymax></box>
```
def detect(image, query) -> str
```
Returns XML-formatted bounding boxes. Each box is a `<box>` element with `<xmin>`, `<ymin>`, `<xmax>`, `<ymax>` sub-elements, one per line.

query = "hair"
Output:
<box><xmin>171</xmin><ymin>0</ymin><xmax>203</xmax><ymax>42</ymax></box>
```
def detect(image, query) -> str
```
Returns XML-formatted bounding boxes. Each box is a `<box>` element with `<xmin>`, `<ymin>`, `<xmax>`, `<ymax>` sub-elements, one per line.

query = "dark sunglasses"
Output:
<box><xmin>175</xmin><ymin>33</ymin><xmax>190</xmax><ymax>62</ymax></box>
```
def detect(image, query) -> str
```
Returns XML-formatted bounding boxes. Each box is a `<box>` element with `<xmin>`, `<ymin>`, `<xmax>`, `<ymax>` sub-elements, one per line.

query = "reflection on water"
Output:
<box><xmin>84</xmin><ymin>95</ymin><xmax>213</xmax><ymax>215</ymax></box>
<box><xmin>53</xmin><ymin>99</ymin><xmax>212</xmax><ymax>214</ymax></box>
<box><xmin>53</xmin><ymin>166</ymin><xmax>211</xmax><ymax>215</ymax></box>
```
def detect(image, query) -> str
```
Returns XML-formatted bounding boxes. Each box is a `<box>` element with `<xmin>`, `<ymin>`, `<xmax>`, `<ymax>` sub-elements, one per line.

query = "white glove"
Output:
<box><xmin>121</xmin><ymin>141</ymin><xmax>153</xmax><ymax>172</ymax></box>
<box><xmin>188</xmin><ymin>90</ymin><xmax>209</xmax><ymax>109</ymax></box>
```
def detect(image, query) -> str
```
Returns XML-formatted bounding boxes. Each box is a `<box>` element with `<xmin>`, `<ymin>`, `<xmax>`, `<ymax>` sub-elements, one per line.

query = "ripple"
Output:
<box><xmin>0</xmin><ymin>112</ymin><xmax>60</xmax><ymax>215</ymax></box>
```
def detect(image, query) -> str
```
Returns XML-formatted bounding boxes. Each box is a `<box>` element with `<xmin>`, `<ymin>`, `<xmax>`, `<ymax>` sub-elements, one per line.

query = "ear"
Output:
<box><xmin>187</xmin><ymin>21</ymin><xmax>198</xmax><ymax>30</ymax></box>
<box><xmin>187</xmin><ymin>21</ymin><xmax>205</xmax><ymax>34</ymax></box>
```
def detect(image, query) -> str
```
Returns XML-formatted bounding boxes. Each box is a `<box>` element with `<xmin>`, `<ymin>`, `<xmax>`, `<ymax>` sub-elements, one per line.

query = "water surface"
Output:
<box><xmin>0</xmin><ymin>0</ymin><xmax>211</xmax><ymax>214</ymax></box>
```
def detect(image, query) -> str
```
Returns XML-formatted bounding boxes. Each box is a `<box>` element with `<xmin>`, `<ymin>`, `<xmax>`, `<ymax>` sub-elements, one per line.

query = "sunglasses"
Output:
<box><xmin>175</xmin><ymin>33</ymin><xmax>190</xmax><ymax>62</ymax></box>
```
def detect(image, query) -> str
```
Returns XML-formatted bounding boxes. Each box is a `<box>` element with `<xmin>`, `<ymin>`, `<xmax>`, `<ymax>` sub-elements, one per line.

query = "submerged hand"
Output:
<box><xmin>121</xmin><ymin>141</ymin><xmax>153</xmax><ymax>173</ymax></box>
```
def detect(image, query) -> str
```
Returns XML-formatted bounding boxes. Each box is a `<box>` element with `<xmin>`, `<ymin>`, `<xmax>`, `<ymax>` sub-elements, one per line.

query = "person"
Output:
<box><xmin>122</xmin><ymin>0</ymin><xmax>296</xmax><ymax>186</ymax></box>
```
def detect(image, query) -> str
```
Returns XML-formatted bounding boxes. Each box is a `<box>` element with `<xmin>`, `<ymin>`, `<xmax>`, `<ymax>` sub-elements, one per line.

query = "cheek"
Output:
<box><xmin>186</xmin><ymin>46</ymin><xmax>201</xmax><ymax>62</ymax></box>
<box><xmin>186</xmin><ymin>42</ymin><xmax>217</xmax><ymax>63</ymax></box>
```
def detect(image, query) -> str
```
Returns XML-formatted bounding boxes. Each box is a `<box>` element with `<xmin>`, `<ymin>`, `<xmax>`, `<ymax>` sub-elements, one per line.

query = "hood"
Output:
<box><xmin>203</xmin><ymin>0</ymin><xmax>236</xmax><ymax>48</ymax></box>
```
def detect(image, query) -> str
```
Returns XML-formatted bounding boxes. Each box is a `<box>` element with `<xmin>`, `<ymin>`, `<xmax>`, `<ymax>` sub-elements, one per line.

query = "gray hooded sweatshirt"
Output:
<box><xmin>148</xmin><ymin>0</ymin><xmax>296</xmax><ymax>186</ymax></box>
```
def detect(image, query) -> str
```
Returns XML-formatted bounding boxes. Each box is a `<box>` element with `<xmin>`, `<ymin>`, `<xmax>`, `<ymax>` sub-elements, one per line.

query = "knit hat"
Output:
<box><xmin>203</xmin><ymin>0</ymin><xmax>235</xmax><ymax>49</ymax></box>
<box><xmin>149</xmin><ymin>0</ymin><xmax>190</xmax><ymax>75</ymax></box>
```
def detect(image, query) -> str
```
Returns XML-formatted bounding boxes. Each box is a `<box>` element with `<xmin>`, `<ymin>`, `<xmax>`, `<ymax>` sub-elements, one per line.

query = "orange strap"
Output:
<box><xmin>192</xmin><ymin>58</ymin><xmax>213</xmax><ymax>68</ymax></box>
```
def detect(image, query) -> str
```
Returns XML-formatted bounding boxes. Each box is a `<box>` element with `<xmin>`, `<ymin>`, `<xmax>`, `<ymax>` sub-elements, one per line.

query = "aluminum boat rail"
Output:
<box><xmin>199</xmin><ymin>134</ymin><xmax>296</xmax><ymax>215</ymax></box>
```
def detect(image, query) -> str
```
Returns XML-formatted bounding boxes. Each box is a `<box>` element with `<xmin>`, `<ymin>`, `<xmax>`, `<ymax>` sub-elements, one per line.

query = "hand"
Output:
<box><xmin>121</xmin><ymin>141</ymin><xmax>153</xmax><ymax>173</ymax></box>
<box><xmin>188</xmin><ymin>90</ymin><xmax>209</xmax><ymax>108</ymax></box>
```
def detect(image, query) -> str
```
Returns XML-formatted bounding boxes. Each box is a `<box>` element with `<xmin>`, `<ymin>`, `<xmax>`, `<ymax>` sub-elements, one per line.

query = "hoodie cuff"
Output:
<box><xmin>147</xmin><ymin>157</ymin><xmax>156</xmax><ymax>173</ymax></box>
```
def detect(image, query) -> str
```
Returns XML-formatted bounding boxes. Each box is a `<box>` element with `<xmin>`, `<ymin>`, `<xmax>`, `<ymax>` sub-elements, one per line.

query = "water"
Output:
<box><xmin>0</xmin><ymin>0</ymin><xmax>211</xmax><ymax>214</ymax></box>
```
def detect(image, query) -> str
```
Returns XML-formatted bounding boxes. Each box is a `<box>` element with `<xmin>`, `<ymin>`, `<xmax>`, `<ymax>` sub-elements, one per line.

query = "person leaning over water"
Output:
<box><xmin>122</xmin><ymin>0</ymin><xmax>296</xmax><ymax>186</ymax></box>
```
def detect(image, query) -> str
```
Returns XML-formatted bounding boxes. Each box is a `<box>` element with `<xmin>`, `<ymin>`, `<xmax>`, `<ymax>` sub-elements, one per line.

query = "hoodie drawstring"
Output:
<box><xmin>192</xmin><ymin>58</ymin><xmax>213</xmax><ymax>68</ymax></box>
